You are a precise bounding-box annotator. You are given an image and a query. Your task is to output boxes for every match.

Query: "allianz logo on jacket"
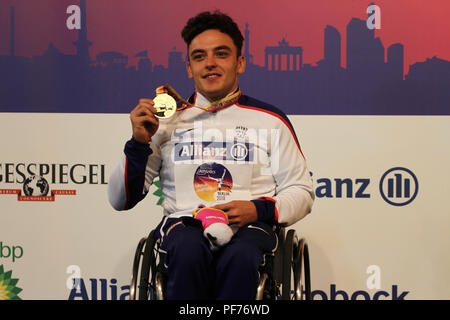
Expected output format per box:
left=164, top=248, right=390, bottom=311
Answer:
left=174, top=141, right=254, bottom=162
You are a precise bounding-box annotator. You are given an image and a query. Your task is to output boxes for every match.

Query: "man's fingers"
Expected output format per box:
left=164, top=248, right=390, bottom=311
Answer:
left=138, top=98, right=155, bottom=106
left=131, top=109, right=158, bottom=125
left=212, top=203, right=229, bottom=211
left=227, top=215, right=239, bottom=226
left=137, top=114, right=159, bottom=127
left=131, top=103, right=160, bottom=130
left=132, top=103, right=157, bottom=116
left=212, top=201, right=236, bottom=212
left=129, top=98, right=160, bottom=144
left=226, top=209, right=239, bottom=223
left=228, top=217, right=244, bottom=228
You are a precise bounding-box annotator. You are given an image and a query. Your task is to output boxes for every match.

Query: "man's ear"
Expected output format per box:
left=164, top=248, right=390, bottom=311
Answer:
left=237, top=55, right=246, bottom=75
left=186, top=61, right=193, bottom=79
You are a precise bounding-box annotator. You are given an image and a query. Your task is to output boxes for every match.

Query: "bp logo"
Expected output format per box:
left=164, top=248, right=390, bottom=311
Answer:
left=0, top=265, right=22, bottom=300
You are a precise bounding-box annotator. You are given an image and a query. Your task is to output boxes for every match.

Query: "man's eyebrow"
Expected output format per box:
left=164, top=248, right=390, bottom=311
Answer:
left=214, top=45, right=232, bottom=52
left=189, top=46, right=232, bottom=57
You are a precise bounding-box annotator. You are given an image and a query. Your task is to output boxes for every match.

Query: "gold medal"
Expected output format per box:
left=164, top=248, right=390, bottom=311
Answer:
left=153, top=93, right=177, bottom=119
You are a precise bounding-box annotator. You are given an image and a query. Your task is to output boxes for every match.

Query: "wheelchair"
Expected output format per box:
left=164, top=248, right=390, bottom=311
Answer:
left=129, top=222, right=311, bottom=300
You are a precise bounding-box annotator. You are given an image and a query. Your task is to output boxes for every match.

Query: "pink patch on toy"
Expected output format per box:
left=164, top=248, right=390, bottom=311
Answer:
left=193, top=207, right=228, bottom=229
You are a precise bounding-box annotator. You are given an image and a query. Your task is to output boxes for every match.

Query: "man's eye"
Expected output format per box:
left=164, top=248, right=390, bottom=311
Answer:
left=192, top=54, right=204, bottom=60
left=216, top=51, right=229, bottom=57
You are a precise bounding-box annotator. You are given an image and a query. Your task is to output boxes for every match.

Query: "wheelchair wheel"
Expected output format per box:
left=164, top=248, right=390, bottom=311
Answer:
left=281, top=229, right=297, bottom=299
left=130, top=230, right=165, bottom=300
left=255, top=273, right=269, bottom=300
left=282, top=230, right=312, bottom=300
left=256, top=227, right=284, bottom=300
left=293, top=238, right=311, bottom=300
left=130, top=237, right=147, bottom=300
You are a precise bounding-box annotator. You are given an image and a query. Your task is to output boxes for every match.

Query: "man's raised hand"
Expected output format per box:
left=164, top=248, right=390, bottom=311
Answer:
left=130, top=98, right=159, bottom=144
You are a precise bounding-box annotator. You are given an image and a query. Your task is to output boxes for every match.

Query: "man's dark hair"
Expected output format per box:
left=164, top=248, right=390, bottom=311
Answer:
left=181, top=11, right=244, bottom=57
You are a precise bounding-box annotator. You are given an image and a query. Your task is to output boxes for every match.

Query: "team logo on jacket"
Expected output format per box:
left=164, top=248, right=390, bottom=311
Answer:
left=193, top=163, right=233, bottom=202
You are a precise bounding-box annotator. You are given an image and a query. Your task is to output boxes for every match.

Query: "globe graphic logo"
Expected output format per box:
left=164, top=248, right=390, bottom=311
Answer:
left=22, top=175, right=49, bottom=197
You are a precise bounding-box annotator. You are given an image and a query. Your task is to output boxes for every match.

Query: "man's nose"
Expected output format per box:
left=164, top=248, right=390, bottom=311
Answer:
left=205, top=54, right=217, bottom=69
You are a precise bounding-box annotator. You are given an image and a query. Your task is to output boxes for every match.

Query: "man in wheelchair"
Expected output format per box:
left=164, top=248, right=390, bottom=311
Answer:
left=108, top=11, right=314, bottom=300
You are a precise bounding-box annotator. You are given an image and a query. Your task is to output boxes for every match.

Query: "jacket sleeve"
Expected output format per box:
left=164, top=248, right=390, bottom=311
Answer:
left=108, top=137, right=161, bottom=211
left=252, top=119, right=314, bottom=226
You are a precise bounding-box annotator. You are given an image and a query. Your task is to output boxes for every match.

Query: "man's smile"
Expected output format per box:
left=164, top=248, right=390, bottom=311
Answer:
left=202, top=73, right=222, bottom=80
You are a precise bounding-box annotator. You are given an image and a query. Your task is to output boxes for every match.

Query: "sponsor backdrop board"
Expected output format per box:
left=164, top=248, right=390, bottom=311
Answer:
left=1, top=0, right=449, bottom=300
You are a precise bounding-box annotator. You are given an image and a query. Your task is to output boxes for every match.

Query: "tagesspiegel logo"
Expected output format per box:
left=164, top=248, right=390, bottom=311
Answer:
left=0, top=265, right=22, bottom=300
left=0, top=175, right=76, bottom=202
left=0, top=162, right=107, bottom=202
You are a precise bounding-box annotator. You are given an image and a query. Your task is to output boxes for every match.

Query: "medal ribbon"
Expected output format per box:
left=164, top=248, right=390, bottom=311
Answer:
left=156, top=84, right=241, bottom=113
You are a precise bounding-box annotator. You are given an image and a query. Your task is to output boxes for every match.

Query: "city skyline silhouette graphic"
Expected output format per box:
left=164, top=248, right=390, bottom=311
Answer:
left=0, top=1, right=449, bottom=115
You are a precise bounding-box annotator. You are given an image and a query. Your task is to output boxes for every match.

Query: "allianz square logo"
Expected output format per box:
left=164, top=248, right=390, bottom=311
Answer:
left=312, top=166, right=419, bottom=206
left=0, top=162, right=108, bottom=202
left=379, top=167, right=418, bottom=206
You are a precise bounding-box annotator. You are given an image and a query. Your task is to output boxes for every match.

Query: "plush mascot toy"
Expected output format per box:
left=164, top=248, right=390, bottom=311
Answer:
left=193, top=207, right=234, bottom=251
